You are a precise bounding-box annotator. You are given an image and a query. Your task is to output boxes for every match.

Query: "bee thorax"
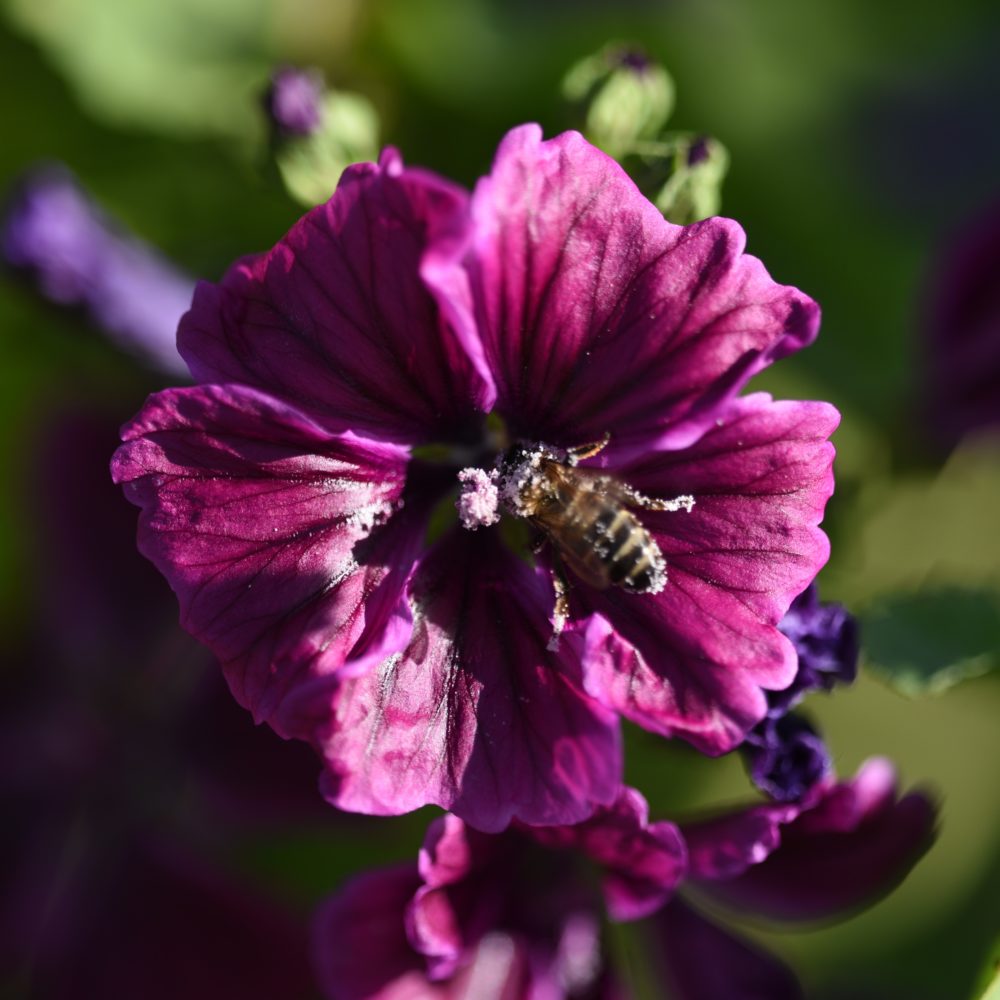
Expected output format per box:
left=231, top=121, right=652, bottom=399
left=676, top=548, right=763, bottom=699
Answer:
left=496, top=442, right=565, bottom=517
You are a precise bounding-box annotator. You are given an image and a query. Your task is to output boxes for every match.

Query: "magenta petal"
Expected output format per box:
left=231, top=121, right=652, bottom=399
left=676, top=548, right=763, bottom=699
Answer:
left=530, top=788, right=686, bottom=921
left=406, top=816, right=502, bottom=978
left=317, top=528, right=623, bottom=831
left=652, top=899, right=804, bottom=1000
left=459, top=124, right=819, bottom=448
left=112, top=384, right=416, bottom=738
left=578, top=394, right=838, bottom=754
left=179, top=151, right=490, bottom=443
left=682, top=803, right=801, bottom=882
left=700, top=759, right=938, bottom=921
left=312, top=864, right=436, bottom=1000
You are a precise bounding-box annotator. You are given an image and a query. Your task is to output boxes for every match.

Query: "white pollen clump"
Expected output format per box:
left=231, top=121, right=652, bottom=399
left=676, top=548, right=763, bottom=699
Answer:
left=346, top=501, right=393, bottom=534
left=661, top=493, right=696, bottom=514
left=456, top=467, right=501, bottom=530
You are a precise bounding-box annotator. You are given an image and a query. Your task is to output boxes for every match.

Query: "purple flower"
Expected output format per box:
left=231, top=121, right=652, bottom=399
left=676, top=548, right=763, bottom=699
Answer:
left=113, top=124, right=837, bottom=831
left=740, top=585, right=859, bottom=801
left=923, top=199, right=1000, bottom=448
left=264, top=66, right=326, bottom=137
left=312, top=789, right=684, bottom=1000
left=2, top=166, right=192, bottom=376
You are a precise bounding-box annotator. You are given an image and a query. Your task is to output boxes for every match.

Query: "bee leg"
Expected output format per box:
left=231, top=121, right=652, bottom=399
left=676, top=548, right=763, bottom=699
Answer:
left=566, top=431, right=611, bottom=466
left=619, top=483, right=696, bottom=514
left=547, top=555, right=573, bottom=653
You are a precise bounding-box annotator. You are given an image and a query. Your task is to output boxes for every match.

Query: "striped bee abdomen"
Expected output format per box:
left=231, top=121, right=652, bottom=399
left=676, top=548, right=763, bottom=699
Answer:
left=555, top=489, right=666, bottom=595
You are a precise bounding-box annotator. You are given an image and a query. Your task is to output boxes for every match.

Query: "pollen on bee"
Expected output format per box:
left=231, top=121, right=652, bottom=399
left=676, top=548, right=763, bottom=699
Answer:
left=456, top=467, right=501, bottom=530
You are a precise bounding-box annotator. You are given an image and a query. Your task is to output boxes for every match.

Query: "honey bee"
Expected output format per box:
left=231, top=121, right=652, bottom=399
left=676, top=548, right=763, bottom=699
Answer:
left=496, top=435, right=694, bottom=644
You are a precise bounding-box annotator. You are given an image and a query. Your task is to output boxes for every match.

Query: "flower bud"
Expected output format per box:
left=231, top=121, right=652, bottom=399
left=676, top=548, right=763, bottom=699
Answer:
left=563, top=44, right=675, bottom=159
left=264, top=66, right=380, bottom=207
left=264, top=66, right=325, bottom=137
left=654, top=133, right=730, bottom=225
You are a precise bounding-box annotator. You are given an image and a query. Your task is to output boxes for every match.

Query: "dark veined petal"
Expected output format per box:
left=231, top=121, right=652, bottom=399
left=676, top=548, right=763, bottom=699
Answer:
left=651, top=899, right=804, bottom=1000
left=529, top=787, right=686, bottom=921
left=576, top=395, right=838, bottom=754
left=179, top=150, right=490, bottom=444
left=440, top=124, right=818, bottom=452
left=112, top=383, right=419, bottom=739
left=697, top=758, right=938, bottom=921
left=316, top=528, right=623, bottom=832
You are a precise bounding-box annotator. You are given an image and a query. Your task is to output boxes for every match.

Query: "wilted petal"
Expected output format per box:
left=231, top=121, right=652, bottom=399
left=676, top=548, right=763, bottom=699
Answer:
left=112, top=383, right=416, bottom=738
left=179, top=151, right=490, bottom=443
left=530, top=788, right=686, bottom=921
left=578, top=395, right=838, bottom=753
left=317, top=528, right=622, bottom=831
left=693, top=759, right=938, bottom=921
left=448, top=124, right=818, bottom=450
left=652, top=899, right=803, bottom=1000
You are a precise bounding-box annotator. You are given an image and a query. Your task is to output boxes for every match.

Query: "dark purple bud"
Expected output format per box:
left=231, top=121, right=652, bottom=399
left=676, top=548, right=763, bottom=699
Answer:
left=687, top=135, right=711, bottom=167
left=772, top=584, right=859, bottom=714
left=264, top=66, right=325, bottom=137
left=742, top=713, right=832, bottom=803
left=616, top=47, right=652, bottom=74
left=738, top=585, right=855, bottom=800
left=1, top=166, right=192, bottom=377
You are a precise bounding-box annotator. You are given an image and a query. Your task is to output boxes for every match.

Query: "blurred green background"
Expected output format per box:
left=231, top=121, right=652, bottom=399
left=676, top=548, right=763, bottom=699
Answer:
left=2, top=0, right=999, bottom=997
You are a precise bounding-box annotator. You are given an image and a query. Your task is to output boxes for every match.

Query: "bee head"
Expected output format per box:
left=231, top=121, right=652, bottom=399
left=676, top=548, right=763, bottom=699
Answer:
left=496, top=441, right=563, bottom=517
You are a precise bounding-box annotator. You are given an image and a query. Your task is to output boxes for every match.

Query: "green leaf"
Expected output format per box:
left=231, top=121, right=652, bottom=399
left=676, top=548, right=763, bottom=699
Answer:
left=3, top=0, right=272, bottom=139
left=863, top=587, right=1000, bottom=697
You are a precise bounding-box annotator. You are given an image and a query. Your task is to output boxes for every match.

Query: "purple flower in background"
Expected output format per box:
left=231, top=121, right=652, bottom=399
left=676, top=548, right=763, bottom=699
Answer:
left=2, top=166, right=192, bottom=376
left=2, top=406, right=334, bottom=997
left=312, top=788, right=684, bottom=1000
left=113, top=124, right=837, bottom=831
left=923, top=199, right=1000, bottom=448
left=264, top=66, right=326, bottom=137
left=7, top=840, right=315, bottom=1000
left=741, top=585, right=859, bottom=801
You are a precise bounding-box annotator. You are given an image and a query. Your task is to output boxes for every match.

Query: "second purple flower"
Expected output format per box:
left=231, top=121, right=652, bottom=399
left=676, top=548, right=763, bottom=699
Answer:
left=113, top=124, right=838, bottom=831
